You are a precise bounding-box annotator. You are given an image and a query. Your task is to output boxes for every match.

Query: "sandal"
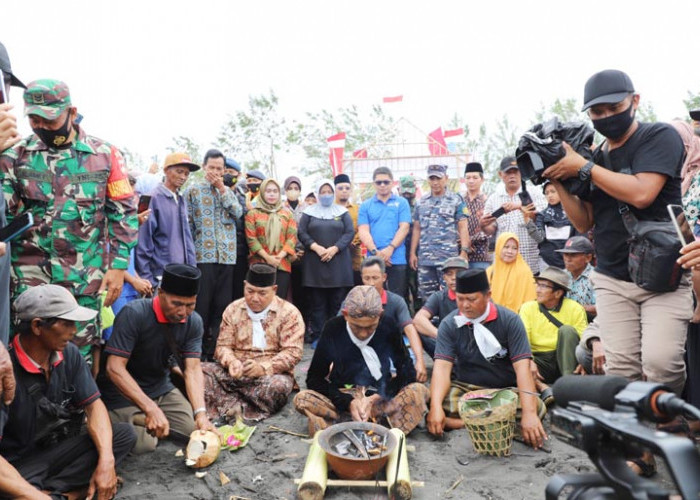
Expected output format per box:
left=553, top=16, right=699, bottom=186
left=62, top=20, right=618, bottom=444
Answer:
left=627, top=456, right=657, bottom=478
left=540, top=387, right=555, bottom=408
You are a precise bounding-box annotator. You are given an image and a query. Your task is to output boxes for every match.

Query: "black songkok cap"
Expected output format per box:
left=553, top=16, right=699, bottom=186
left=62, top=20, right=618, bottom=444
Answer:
left=246, top=263, right=277, bottom=287
left=161, top=264, right=201, bottom=296
left=455, top=269, right=490, bottom=294
left=334, top=174, right=351, bottom=185
left=464, top=162, right=483, bottom=174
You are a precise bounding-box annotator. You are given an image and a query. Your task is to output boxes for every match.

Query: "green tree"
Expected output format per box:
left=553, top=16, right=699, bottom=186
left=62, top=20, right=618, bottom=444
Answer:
left=683, top=91, right=700, bottom=112
left=216, top=90, right=298, bottom=179
left=298, top=104, right=398, bottom=180
left=167, top=135, right=203, bottom=164
left=468, top=115, right=520, bottom=190
left=533, top=97, right=583, bottom=124
left=635, top=101, right=657, bottom=123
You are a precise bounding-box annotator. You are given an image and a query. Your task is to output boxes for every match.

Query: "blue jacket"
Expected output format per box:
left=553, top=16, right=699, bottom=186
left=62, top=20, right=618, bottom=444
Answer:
left=135, top=184, right=196, bottom=286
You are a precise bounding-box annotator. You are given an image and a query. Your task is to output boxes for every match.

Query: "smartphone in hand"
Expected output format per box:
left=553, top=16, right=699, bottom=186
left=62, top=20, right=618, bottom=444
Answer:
left=0, top=212, right=33, bottom=242
left=138, top=195, right=152, bottom=214
left=518, top=190, right=533, bottom=206
left=491, top=206, right=506, bottom=218
left=667, top=204, right=695, bottom=245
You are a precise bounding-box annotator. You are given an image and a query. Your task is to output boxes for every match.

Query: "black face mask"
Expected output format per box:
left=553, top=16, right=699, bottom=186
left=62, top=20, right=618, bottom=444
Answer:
left=33, top=112, right=73, bottom=149
left=694, top=126, right=700, bottom=138
left=592, top=100, right=635, bottom=140
left=223, top=173, right=238, bottom=187
left=249, top=183, right=260, bottom=194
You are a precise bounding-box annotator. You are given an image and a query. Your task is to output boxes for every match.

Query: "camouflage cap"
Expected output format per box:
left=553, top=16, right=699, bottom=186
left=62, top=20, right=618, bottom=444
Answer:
left=23, top=79, right=72, bottom=120
left=163, top=152, right=201, bottom=172
left=399, top=175, right=416, bottom=193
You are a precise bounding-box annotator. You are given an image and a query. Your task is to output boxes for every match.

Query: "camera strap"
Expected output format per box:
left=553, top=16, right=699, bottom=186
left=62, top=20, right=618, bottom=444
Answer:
left=600, top=143, right=640, bottom=236
left=538, top=303, right=564, bottom=329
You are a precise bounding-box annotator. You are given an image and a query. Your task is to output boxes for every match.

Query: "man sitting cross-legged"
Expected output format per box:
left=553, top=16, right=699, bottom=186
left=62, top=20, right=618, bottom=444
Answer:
left=294, top=285, right=428, bottom=435
left=202, top=263, right=304, bottom=422
left=427, top=269, right=547, bottom=449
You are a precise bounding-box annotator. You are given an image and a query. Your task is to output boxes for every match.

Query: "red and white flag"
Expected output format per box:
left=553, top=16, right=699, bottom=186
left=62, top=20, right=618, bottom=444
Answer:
left=352, top=148, right=368, bottom=159
left=427, top=127, right=448, bottom=156
left=382, top=95, right=403, bottom=103
left=443, top=128, right=464, bottom=139
left=327, top=132, right=346, bottom=176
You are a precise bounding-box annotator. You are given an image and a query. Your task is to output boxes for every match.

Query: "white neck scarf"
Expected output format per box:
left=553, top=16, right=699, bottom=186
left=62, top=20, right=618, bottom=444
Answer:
left=454, top=303, right=503, bottom=359
left=246, top=304, right=271, bottom=349
left=346, top=323, right=382, bottom=380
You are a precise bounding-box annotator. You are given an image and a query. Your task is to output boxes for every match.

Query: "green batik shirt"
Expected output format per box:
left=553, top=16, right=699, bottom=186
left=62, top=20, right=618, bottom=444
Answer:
left=0, top=127, right=138, bottom=345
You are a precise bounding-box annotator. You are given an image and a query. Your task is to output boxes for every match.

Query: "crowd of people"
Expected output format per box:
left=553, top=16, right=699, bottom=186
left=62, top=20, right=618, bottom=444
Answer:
left=0, top=41, right=700, bottom=498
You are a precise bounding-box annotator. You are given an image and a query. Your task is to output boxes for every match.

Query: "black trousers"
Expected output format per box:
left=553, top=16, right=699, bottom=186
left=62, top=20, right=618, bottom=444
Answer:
left=290, top=263, right=308, bottom=317
left=8, top=422, right=135, bottom=497
left=275, top=270, right=291, bottom=299
left=386, top=264, right=408, bottom=298
left=232, top=253, right=248, bottom=301
left=307, top=287, right=348, bottom=342
left=197, top=263, right=234, bottom=359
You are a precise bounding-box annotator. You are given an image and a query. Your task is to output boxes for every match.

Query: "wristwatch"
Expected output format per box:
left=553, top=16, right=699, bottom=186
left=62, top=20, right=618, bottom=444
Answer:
left=460, top=246, right=470, bottom=253
left=578, top=160, right=594, bottom=181
left=368, top=248, right=378, bottom=256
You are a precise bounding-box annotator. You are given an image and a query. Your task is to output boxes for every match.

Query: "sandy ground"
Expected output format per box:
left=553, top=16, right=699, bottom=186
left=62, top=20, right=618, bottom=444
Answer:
left=114, top=347, right=611, bottom=500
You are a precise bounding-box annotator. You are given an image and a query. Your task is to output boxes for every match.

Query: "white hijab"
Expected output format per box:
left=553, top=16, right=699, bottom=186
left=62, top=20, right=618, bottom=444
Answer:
left=303, top=182, right=348, bottom=220
left=454, top=302, right=504, bottom=359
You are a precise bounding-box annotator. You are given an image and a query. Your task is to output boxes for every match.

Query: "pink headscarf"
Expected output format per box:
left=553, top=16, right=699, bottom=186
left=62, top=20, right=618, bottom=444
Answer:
left=670, top=120, right=700, bottom=195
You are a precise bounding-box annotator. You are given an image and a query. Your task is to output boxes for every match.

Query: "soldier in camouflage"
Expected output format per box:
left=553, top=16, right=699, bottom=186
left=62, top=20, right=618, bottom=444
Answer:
left=409, top=164, right=471, bottom=300
left=399, top=175, right=420, bottom=313
left=0, top=79, right=138, bottom=364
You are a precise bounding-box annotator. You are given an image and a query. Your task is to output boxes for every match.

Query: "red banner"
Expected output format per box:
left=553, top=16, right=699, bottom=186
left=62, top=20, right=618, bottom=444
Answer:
left=327, top=132, right=346, bottom=176
left=427, top=128, right=448, bottom=156
left=382, top=95, right=403, bottom=103
left=444, top=128, right=464, bottom=138
left=352, top=149, right=368, bottom=159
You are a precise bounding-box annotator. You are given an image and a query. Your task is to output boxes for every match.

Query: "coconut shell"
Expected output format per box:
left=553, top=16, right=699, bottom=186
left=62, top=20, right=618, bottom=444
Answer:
left=185, top=430, right=221, bottom=468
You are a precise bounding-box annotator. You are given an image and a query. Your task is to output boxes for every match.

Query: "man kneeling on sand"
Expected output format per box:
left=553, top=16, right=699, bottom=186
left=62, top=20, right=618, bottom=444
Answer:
left=202, top=263, right=304, bottom=422
left=427, top=269, right=548, bottom=449
left=1, top=285, right=135, bottom=499
left=294, top=285, right=428, bottom=435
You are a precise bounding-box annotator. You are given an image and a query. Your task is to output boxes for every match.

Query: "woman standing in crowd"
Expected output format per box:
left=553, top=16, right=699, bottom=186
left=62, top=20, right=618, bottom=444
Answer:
left=524, top=181, right=576, bottom=270
left=297, top=181, right=355, bottom=344
left=245, top=178, right=297, bottom=298
left=487, top=232, right=536, bottom=313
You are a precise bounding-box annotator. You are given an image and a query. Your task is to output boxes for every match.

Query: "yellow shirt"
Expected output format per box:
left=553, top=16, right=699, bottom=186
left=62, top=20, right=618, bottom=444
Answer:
left=519, top=298, right=587, bottom=353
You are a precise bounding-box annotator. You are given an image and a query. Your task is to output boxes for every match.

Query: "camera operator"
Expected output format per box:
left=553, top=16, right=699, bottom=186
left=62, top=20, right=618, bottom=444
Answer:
left=544, top=69, right=690, bottom=475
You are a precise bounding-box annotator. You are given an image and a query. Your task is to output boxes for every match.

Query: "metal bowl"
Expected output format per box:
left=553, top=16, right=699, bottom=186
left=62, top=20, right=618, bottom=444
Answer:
left=317, top=422, right=398, bottom=480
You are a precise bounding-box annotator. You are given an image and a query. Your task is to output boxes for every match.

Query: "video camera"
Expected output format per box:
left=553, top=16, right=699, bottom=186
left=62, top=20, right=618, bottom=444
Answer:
left=546, top=375, right=700, bottom=500
left=515, top=118, right=594, bottom=197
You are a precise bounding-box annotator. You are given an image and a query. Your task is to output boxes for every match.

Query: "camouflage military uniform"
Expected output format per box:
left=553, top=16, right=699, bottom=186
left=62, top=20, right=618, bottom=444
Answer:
left=413, top=191, right=468, bottom=299
left=0, top=80, right=138, bottom=357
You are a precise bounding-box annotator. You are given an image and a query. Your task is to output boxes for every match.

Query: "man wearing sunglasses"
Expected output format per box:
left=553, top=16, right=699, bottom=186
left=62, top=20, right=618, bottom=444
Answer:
left=358, top=167, right=412, bottom=298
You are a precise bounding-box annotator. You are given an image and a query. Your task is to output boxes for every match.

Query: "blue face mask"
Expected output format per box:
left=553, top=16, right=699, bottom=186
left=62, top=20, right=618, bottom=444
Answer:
left=319, top=194, right=335, bottom=207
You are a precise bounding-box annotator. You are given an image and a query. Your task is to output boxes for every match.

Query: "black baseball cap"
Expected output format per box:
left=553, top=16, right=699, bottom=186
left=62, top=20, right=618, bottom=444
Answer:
left=689, top=109, right=700, bottom=122
left=0, top=42, right=25, bottom=88
left=499, top=156, right=519, bottom=172
left=581, top=69, right=634, bottom=111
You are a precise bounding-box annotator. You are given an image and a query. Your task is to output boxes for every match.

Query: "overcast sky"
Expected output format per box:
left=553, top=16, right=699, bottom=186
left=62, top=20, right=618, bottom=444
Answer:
left=4, top=0, right=699, bottom=181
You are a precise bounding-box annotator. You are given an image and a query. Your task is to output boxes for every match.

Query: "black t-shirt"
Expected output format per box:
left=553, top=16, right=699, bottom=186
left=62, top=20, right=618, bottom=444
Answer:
left=581, top=122, right=684, bottom=281
left=434, top=303, right=532, bottom=388
left=98, top=298, right=203, bottom=410
left=0, top=338, right=100, bottom=462
left=421, top=288, right=457, bottom=322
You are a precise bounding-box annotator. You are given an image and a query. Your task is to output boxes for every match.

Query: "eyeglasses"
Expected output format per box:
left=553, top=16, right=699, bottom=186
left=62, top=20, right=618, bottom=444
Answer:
left=535, top=282, right=555, bottom=290
left=374, top=180, right=392, bottom=186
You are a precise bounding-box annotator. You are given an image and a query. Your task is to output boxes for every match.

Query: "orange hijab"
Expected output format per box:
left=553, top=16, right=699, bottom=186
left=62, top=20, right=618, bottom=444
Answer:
left=486, top=232, right=536, bottom=313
